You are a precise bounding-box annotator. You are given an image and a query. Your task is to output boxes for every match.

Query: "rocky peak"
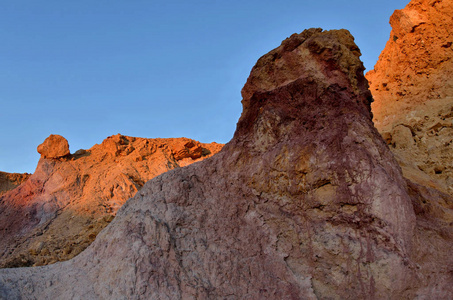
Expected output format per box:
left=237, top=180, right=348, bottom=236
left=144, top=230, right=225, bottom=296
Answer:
left=240, top=28, right=372, bottom=124
left=232, top=29, right=416, bottom=260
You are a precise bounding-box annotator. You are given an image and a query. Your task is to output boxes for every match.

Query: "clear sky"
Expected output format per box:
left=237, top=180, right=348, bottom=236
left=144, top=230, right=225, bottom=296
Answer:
left=1, top=0, right=409, bottom=173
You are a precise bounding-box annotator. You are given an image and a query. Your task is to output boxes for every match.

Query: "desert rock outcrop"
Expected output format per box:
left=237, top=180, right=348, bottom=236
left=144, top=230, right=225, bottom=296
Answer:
left=0, top=134, right=222, bottom=268
left=366, top=0, right=453, bottom=195
left=0, top=172, right=30, bottom=196
left=2, top=28, right=451, bottom=299
left=36, top=134, right=70, bottom=159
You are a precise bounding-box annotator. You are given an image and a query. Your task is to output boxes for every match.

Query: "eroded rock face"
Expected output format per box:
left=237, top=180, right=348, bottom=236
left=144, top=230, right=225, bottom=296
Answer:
left=0, top=134, right=222, bottom=268
left=0, top=28, right=451, bottom=299
left=37, top=134, right=70, bottom=159
left=0, top=172, right=30, bottom=196
left=366, top=0, right=453, bottom=195
left=364, top=2, right=453, bottom=294
left=172, top=140, right=203, bottom=161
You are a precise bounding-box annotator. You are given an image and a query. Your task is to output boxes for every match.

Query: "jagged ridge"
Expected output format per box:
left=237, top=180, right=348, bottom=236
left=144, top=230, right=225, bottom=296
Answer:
left=0, top=134, right=222, bottom=268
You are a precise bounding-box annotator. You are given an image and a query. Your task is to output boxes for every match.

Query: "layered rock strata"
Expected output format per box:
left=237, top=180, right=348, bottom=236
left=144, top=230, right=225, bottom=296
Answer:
left=0, top=172, right=30, bottom=196
left=366, top=0, right=453, bottom=195
left=0, top=28, right=452, bottom=299
left=0, top=134, right=222, bottom=268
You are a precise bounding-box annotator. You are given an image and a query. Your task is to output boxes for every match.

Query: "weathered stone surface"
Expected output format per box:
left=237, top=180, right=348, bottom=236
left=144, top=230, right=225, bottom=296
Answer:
left=37, top=134, right=70, bottom=159
left=367, top=0, right=453, bottom=116
left=365, top=2, right=453, bottom=295
left=0, top=28, right=452, bottom=299
left=0, top=134, right=222, bottom=268
left=366, top=0, right=453, bottom=195
left=172, top=140, right=203, bottom=161
left=0, top=171, right=30, bottom=196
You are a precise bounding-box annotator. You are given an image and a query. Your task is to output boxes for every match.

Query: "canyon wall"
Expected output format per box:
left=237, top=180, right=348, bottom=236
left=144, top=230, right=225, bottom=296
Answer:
left=1, top=28, right=451, bottom=299
left=366, top=0, right=453, bottom=195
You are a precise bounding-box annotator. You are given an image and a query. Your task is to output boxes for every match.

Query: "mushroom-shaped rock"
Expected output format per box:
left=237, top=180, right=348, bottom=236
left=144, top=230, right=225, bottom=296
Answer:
left=37, top=134, right=70, bottom=158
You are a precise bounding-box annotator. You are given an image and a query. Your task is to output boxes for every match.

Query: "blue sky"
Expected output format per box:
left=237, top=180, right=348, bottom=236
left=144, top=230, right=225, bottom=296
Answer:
left=1, top=0, right=408, bottom=173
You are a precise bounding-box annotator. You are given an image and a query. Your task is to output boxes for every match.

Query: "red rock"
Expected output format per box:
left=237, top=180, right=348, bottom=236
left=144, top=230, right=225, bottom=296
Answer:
left=172, top=139, right=203, bottom=160
left=0, top=134, right=223, bottom=268
left=367, top=0, right=453, bottom=118
left=36, top=134, right=70, bottom=159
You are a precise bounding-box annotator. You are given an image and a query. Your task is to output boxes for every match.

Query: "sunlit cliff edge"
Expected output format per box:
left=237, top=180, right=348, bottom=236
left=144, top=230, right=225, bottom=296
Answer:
left=0, top=134, right=222, bottom=268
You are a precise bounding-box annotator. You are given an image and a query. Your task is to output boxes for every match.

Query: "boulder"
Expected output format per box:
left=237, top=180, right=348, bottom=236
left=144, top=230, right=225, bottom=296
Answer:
left=37, top=134, right=70, bottom=159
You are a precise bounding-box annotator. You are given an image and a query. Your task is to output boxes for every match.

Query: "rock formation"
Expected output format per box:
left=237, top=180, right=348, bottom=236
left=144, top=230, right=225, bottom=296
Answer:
left=0, top=172, right=30, bottom=196
left=366, top=0, right=453, bottom=195
left=0, top=134, right=222, bottom=268
left=1, top=27, right=451, bottom=299
left=37, top=134, right=70, bottom=159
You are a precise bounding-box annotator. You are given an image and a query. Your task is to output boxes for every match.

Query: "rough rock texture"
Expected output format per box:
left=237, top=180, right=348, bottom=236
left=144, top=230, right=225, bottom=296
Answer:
left=0, top=172, right=30, bottom=196
left=0, top=134, right=222, bottom=268
left=37, top=134, right=70, bottom=159
left=366, top=0, right=453, bottom=195
left=172, top=140, right=203, bottom=161
left=0, top=28, right=452, bottom=299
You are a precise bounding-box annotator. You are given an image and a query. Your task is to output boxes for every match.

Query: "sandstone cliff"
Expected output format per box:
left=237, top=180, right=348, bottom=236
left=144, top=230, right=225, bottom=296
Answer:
left=366, top=0, right=453, bottom=195
left=0, top=172, right=30, bottom=196
left=0, top=134, right=222, bottom=268
left=2, top=28, right=451, bottom=299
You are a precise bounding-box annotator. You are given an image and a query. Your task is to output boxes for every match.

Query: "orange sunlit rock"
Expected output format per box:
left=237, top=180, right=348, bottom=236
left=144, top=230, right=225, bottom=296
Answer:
left=0, top=134, right=223, bottom=268
left=37, top=134, right=70, bottom=158
left=367, top=0, right=453, bottom=130
left=366, top=0, right=453, bottom=195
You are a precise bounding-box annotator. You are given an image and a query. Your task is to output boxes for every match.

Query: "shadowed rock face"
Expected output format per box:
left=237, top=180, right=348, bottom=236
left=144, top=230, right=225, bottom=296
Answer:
left=0, top=28, right=452, bottom=299
left=0, top=172, right=30, bottom=196
left=0, top=134, right=222, bottom=268
left=366, top=0, right=453, bottom=195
